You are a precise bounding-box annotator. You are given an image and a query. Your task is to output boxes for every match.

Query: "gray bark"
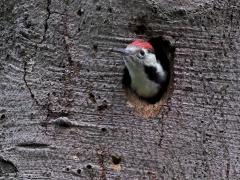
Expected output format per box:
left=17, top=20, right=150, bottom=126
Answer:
left=0, top=0, right=240, bottom=179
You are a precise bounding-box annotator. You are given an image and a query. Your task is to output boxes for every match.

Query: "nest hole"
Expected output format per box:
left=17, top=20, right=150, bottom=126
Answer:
left=122, top=36, right=175, bottom=118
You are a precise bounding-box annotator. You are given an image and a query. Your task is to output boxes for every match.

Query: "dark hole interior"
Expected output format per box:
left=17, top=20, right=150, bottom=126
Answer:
left=101, top=127, right=107, bottom=132
left=86, top=164, right=92, bottom=169
left=147, top=37, right=175, bottom=103
left=111, top=155, right=121, bottom=165
left=1, top=114, right=6, bottom=119
left=77, top=169, right=81, bottom=174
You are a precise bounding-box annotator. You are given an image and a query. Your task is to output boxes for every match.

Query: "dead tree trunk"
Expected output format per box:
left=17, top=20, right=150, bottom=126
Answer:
left=0, top=0, right=240, bottom=179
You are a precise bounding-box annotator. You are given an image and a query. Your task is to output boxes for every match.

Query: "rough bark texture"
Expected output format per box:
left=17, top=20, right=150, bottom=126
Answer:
left=0, top=0, right=240, bottom=179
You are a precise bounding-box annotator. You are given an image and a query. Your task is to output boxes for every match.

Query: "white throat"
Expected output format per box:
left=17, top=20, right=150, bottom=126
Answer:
left=126, top=62, right=160, bottom=97
left=123, top=45, right=166, bottom=98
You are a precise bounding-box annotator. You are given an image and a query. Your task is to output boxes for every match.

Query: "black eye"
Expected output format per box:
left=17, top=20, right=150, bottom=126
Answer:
left=138, top=50, right=145, bottom=58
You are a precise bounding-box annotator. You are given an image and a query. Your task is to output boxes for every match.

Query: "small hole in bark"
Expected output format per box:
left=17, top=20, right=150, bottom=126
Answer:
left=97, top=100, right=108, bottom=111
left=86, top=164, right=92, bottom=169
left=77, top=169, right=81, bottom=174
left=88, top=92, right=96, bottom=103
left=93, top=44, right=98, bottom=52
left=66, top=167, right=70, bottom=171
left=1, top=114, right=6, bottom=119
left=108, top=7, right=112, bottom=13
left=25, top=22, right=32, bottom=29
left=31, top=94, right=34, bottom=98
left=77, top=8, right=84, bottom=16
left=152, top=7, right=158, bottom=14
left=104, top=19, right=109, bottom=24
left=111, top=155, right=121, bottom=165
left=96, top=5, right=101, bottom=11
left=101, top=127, right=107, bottom=132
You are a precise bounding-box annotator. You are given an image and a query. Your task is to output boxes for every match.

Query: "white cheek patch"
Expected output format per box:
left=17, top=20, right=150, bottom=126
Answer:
left=156, top=63, right=166, bottom=80
left=144, top=54, right=157, bottom=66
left=144, top=54, right=166, bottom=80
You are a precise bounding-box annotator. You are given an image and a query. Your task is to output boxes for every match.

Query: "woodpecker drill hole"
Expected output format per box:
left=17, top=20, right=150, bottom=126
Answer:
left=88, top=92, right=96, bottom=103
left=66, top=167, right=70, bottom=171
left=77, top=169, right=81, bottom=174
left=101, top=127, right=107, bottom=132
left=111, top=155, right=121, bottom=165
left=1, top=114, right=6, bottom=119
left=86, top=164, right=92, bottom=169
left=97, top=100, right=108, bottom=112
left=96, top=5, right=101, bottom=11
left=93, top=44, right=98, bottom=51
left=108, top=7, right=112, bottom=13
left=77, top=8, right=84, bottom=16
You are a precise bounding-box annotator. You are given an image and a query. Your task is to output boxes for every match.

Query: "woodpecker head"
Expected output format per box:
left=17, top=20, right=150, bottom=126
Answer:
left=116, top=39, right=168, bottom=104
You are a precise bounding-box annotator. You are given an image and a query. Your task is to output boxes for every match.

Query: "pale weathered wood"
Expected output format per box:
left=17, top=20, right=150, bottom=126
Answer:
left=0, top=0, right=240, bottom=179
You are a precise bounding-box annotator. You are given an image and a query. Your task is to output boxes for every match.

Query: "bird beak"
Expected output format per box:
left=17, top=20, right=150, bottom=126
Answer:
left=112, top=48, right=130, bottom=56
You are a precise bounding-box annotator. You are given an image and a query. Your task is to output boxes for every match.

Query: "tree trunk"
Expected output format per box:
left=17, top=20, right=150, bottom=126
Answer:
left=0, top=0, right=240, bottom=179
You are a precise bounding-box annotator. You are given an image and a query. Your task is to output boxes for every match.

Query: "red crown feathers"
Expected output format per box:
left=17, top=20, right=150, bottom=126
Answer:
left=130, top=39, right=153, bottom=50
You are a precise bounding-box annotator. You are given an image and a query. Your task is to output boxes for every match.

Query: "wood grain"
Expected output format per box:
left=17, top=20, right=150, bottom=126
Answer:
left=0, top=0, right=239, bottom=179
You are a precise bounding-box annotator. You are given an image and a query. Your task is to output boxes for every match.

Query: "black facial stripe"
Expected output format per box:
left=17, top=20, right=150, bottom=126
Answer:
left=122, top=66, right=168, bottom=104
left=144, top=65, right=165, bottom=85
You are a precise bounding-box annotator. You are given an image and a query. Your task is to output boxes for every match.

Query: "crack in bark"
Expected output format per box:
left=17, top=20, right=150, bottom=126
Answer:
left=63, top=20, right=73, bottom=65
left=226, top=161, right=230, bottom=180
left=96, top=150, right=107, bottom=180
left=40, top=0, right=51, bottom=43
left=158, top=121, right=165, bottom=148
left=17, top=142, right=50, bottom=149
left=23, top=61, right=40, bottom=106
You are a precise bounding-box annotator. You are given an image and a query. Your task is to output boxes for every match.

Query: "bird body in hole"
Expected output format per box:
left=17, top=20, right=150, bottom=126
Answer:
left=116, top=39, right=169, bottom=104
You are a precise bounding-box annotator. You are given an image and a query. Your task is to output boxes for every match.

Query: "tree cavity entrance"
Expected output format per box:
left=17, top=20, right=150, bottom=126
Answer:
left=122, top=36, right=175, bottom=118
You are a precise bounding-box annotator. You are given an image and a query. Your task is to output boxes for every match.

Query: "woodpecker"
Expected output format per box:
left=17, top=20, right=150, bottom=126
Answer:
left=116, top=39, right=169, bottom=104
